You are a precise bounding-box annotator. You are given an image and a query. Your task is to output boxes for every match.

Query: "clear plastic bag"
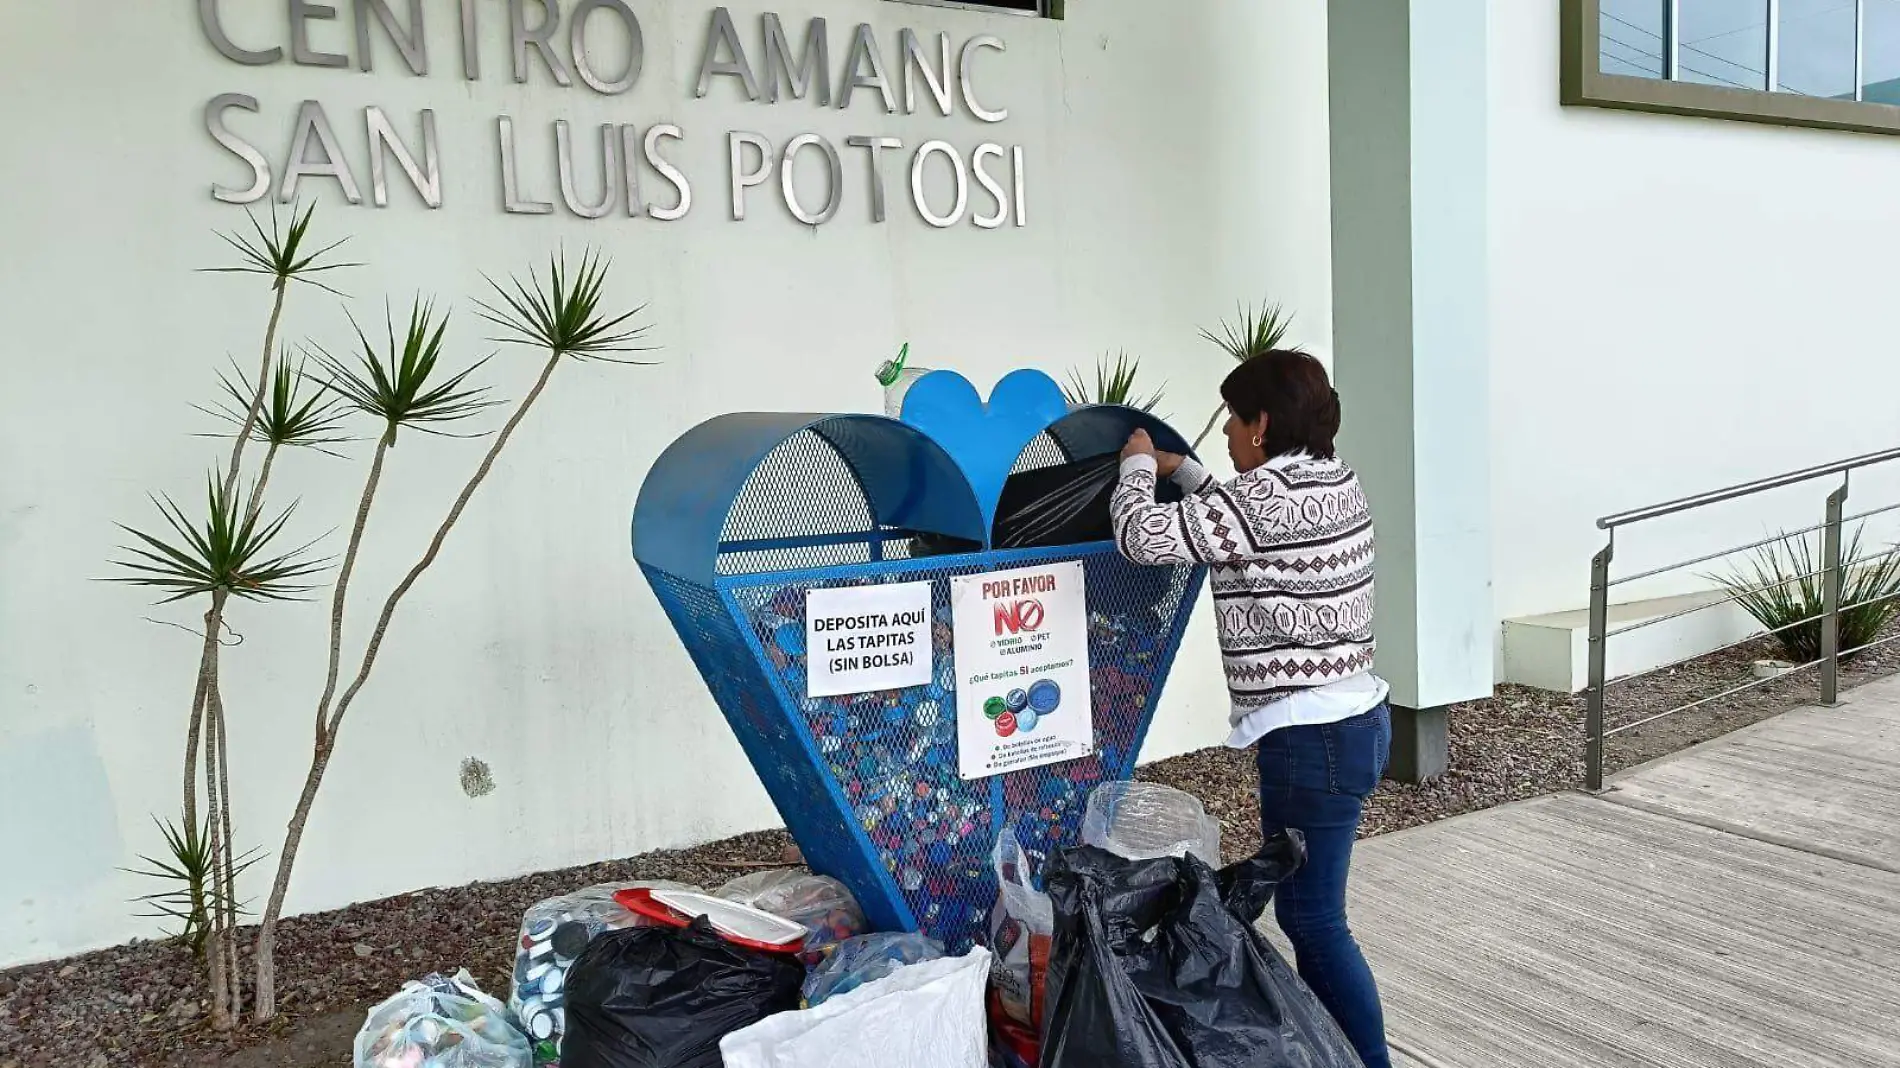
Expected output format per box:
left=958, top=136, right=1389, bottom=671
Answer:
left=712, top=870, right=866, bottom=966
left=355, top=970, right=531, bottom=1068
left=992, top=454, right=1121, bottom=549
left=987, top=823, right=1053, bottom=1029
left=799, top=932, right=944, bottom=1008
left=1082, top=781, right=1222, bottom=867
left=509, top=881, right=695, bottom=1064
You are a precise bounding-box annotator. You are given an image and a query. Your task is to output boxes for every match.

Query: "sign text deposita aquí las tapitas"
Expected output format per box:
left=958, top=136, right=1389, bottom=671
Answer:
left=197, top=1, right=1027, bottom=228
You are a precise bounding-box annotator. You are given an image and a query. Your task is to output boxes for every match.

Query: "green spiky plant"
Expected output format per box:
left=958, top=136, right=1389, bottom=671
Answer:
left=1063, top=351, right=1164, bottom=413
left=124, top=816, right=265, bottom=959
left=1192, top=301, right=1295, bottom=450
left=112, top=204, right=351, bottom=1029
left=1710, top=527, right=1900, bottom=664
left=251, top=252, right=651, bottom=1022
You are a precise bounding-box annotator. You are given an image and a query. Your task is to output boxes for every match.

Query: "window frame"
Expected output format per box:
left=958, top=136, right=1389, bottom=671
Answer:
left=883, top=0, right=1062, bottom=18
left=1562, top=0, right=1900, bottom=135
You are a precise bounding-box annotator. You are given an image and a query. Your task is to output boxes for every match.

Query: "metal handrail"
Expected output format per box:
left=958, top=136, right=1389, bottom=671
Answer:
left=1597, top=445, right=1900, bottom=530
left=1584, top=445, right=1900, bottom=791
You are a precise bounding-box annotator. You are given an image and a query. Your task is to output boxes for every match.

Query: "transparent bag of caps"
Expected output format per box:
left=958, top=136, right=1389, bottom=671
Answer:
left=1081, top=781, right=1223, bottom=868
left=712, top=870, right=867, bottom=967
left=508, top=881, right=695, bottom=1065
left=354, top=969, right=530, bottom=1068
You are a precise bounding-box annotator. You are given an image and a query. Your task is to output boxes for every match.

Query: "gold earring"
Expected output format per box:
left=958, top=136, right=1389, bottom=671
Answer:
left=1251, top=435, right=1262, bottom=448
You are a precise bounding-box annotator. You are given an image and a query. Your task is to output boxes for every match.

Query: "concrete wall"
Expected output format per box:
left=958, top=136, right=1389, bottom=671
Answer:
left=0, top=0, right=1333, bottom=965
left=1488, top=1, right=1900, bottom=626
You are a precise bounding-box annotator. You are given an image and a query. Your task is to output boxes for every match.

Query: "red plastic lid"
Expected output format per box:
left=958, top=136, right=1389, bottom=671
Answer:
left=613, top=888, right=808, bottom=956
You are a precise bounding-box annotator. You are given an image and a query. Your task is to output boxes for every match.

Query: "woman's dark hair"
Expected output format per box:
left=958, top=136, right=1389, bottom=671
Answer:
left=1219, top=349, right=1341, bottom=459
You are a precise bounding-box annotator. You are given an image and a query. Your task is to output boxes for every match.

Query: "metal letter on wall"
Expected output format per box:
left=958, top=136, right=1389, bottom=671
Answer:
left=780, top=134, right=844, bottom=226
left=728, top=131, right=773, bottom=220
left=498, top=116, right=555, bottom=214
left=290, top=0, right=351, bottom=68
left=698, top=7, right=762, bottom=101
left=570, top=0, right=643, bottom=95
left=557, top=121, right=618, bottom=218
left=839, top=22, right=896, bottom=113
left=911, top=141, right=967, bottom=228
left=510, top=0, right=573, bottom=86
left=199, top=0, right=283, bottom=65
left=846, top=135, right=902, bottom=223
left=458, top=0, right=481, bottom=79
left=354, top=0, right=429, bottom=75
left=959, top=36, right=1008, bottom=123
left=366, top=106, right=443, bottom=207
left=971, top=143, right=1008, bottom=229
left=281, top=100, right=363, bottom=204
left=644, top=125, right=692, bottom=221
left=205, top=94, right=272, bottom=204
left=901, top=29, right=953, bottom=117
left=763, top=13, right=830, bottom=105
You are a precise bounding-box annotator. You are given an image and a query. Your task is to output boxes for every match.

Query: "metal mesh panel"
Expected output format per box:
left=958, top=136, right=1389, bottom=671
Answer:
left=1010, top=430, right=1072, bottom=475
left=715, top=545, right=1203, bottom=951
left=642, top=565, right=876, bottom=903
left=718, top=431, right=881, bottom=575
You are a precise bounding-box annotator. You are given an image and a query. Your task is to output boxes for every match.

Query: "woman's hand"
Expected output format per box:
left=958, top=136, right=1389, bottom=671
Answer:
left=1123, top=430, right=1184, bottom=476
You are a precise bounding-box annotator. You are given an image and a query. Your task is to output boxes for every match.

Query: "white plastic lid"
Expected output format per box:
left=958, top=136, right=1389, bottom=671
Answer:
left=649, top=888, right=806, bottom=947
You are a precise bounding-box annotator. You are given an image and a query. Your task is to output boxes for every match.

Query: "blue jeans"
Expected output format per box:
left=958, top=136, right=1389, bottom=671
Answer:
left=1257, top=703, right=1393, bottom=1068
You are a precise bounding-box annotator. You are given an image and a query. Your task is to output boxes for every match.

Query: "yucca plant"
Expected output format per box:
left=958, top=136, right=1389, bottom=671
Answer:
left=124, top=815, right=263, bottom=959
left=252, top=251, right=651, bottom=1021
left=111, top=471, right=324, bottom=1027
left=1063, top=351, right=1164, bottom=412
left=1711, top=526, right=1900, bottom=664
left=1192, top=301, right=1295, bottom=450
left=114, top=205, right=352, bottom=1029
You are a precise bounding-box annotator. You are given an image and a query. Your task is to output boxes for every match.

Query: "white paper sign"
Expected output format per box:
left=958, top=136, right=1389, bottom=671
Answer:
left=951, top=561, right=1093, bottom=780
left=805, top=582, right=934, bottom=698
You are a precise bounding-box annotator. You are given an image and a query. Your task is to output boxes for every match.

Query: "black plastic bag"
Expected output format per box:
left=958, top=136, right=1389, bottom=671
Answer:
left=561, top=918, right=804, bottom=1068
left=993, top=454, right=1121, bottom=549
left=1039, top=833, right=1365, bottom=1068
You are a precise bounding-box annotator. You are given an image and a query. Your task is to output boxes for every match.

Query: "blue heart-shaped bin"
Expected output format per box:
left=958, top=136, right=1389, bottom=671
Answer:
left=632, top=368, right=1206, bottom=949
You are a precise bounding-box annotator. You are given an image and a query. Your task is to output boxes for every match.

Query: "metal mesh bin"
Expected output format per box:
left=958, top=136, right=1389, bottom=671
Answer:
left=631, top=370, right=1206, bottom=949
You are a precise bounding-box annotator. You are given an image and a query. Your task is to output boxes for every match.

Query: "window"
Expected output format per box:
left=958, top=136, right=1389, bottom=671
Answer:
left=1564, top=0, right=1900, bottom=134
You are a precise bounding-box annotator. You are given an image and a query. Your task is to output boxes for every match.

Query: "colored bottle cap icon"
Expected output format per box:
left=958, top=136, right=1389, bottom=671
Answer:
left=983, top=696, right=1007, bottom=720
left=1015, top=709, right=1039, bottom=734
left=996, top=711, right=1018, bottom=737
left=1027, top=679, right=1061, bottom=714
left=1005, top=688, right=1029, bottom=712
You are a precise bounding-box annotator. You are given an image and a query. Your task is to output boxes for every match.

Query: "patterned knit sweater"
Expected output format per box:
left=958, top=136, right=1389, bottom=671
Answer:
left=1111, top=452, right=1376, bottom=724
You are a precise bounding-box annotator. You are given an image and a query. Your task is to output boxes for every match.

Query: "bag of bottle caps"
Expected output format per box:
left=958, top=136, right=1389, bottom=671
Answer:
left=712, top=870, right=866, bottom=967
left=355, top=970, right=530, bottom=1068
left=509, top=881, right=696, bottom=1065
left=800, top=932, right=945, bottom=1008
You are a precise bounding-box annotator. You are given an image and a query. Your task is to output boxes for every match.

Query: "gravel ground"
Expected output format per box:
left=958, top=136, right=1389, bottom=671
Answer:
left=5, top=629, right=1895, bottom=1068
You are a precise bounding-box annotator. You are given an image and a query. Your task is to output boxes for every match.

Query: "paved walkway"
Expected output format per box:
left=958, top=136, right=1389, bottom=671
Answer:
left=1336, top=675, right=1900, bottom=1068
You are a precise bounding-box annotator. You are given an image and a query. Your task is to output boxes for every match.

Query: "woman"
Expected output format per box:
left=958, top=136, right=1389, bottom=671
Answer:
left=1111, top=348, right=1391, bottom=1068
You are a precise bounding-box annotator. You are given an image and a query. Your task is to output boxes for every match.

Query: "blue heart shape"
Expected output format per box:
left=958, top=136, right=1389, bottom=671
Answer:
left=898, top=369, right=1074, bottom=536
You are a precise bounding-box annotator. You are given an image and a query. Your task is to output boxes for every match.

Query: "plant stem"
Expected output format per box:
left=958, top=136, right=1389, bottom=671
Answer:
left=182, top=281, right=285, bottom=864
left=201, top=619, right=233, bottom=1030
left=212, top=674, right=241, bottom=1019
left=255, top=352, right=565, bottom=1022
left=311, top=432, right=392, bottom=742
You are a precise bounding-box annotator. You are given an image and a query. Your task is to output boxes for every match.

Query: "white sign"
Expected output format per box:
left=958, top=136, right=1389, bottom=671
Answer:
left=951, top=561, right=1093, bottom=780
left=805, top=582, right=933, bottom=698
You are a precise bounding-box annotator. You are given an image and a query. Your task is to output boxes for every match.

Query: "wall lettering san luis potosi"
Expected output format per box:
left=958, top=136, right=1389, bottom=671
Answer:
left=198, top=0, right=1026, bottom=228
